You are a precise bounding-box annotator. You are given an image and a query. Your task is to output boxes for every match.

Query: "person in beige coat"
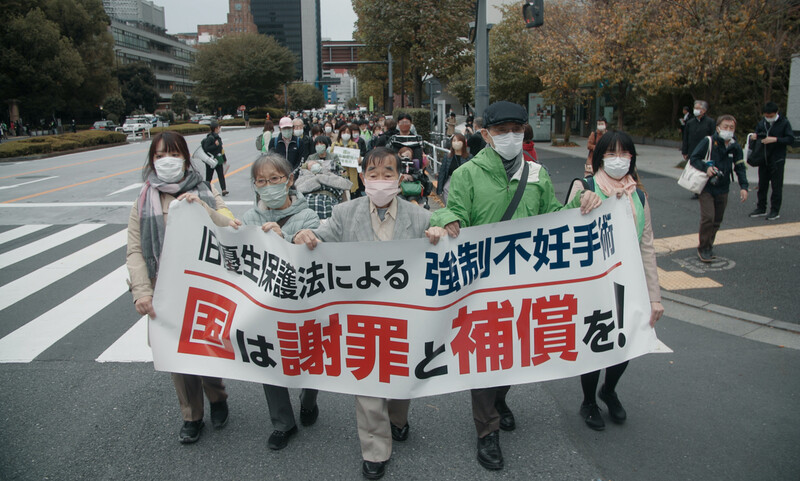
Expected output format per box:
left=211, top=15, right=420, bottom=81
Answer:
left=126, top=131, right=240, bottom=444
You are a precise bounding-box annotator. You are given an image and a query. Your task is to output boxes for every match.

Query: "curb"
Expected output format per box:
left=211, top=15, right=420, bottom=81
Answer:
left=661, top=290, right=800, bottom=335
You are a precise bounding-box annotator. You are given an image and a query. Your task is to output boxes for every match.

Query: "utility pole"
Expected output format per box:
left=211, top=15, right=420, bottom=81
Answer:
left=387, top=45, right=394, bottom=113
left=474, top=0, right=490, bottom=119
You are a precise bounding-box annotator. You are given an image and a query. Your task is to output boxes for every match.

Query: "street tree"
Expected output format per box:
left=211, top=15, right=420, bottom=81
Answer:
left=288, top=84, right=324, bottom=111
left=117, top=63, right=159, bottom=115
left=102, top=94, right=126, bottom=123
left=170, top=92, right=188, bottom=119
left=191, top=33, right=296, bottom=113
left=353, top=0, right=473, bottom=109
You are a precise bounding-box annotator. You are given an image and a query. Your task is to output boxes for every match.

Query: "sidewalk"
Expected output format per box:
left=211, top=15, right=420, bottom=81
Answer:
left=534, top=135, right=800, bottom=185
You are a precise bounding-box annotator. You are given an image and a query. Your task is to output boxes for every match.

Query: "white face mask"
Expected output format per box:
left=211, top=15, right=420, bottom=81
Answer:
left=315, top=144, right=326, bottom=154
left=693, top=108, right=702, bottom=117
left=352, top=133, right=360, bottom=140
left=340, top=133, right=351, bottom=142
left=488, top=131, right=524, bottom=160
left=281, top=128, right=293, bottom=138
left=603, top=155, right=631, bottom=179
left=597, top=123, right=606, bottom=131
left=293, top=128, right=304, bottom=137
left=718, top=129, right=734, bottom=141
left=765, top=114, right=778, bottom=123
left=153, top=156, right=185, bottom=183
left=451, top=141, right=463, bottom=151
left=256, top=181, right=289, bottom=209
left=324, top=126, right=332, bottom=133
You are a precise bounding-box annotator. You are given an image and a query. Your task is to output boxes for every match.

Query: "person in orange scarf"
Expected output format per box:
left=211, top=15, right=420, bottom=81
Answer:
left=572, top=130, right=665, bottom=431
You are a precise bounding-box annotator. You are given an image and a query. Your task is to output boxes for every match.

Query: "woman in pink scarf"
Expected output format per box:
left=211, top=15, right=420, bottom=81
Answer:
left=576, top=131, right=664, bottom=431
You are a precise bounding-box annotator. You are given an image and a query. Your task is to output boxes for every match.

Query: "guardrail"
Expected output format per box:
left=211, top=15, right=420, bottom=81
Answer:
left=423, top=140, right=450, bottom=175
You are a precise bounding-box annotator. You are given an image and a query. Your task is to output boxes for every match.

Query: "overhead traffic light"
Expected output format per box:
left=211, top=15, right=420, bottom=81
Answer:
left=523, top=0, right=544, bottom=28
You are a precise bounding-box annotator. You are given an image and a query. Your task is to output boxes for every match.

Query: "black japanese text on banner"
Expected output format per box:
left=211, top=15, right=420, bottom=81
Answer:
left=151, top=199, right=663, bottom=399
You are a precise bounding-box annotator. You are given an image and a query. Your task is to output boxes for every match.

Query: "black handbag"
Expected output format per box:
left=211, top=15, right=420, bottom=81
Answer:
left=746, top=135, right=766, bottom=167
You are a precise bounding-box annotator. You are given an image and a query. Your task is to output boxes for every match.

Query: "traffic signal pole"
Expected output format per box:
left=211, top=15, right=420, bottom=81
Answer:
left=474, top=0, right=489, bottom=120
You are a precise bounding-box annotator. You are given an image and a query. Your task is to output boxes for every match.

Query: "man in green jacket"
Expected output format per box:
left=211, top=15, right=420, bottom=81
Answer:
left=431, top=101, right=602, bottom=471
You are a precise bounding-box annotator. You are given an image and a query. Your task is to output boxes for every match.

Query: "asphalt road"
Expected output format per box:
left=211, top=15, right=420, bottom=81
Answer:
left=0, top=131, right=798, bottom=480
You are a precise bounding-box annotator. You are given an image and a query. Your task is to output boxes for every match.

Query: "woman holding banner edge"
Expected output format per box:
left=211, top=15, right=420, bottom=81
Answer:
left=126, top=131, right=241, bottom=444
left=241, top=153, right=322, bottom=451
left=572, top=130, right=664, bottom=431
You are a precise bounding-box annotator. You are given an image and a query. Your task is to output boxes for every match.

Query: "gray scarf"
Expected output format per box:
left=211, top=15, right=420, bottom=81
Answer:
left=138, top=170, right=215, bottom=278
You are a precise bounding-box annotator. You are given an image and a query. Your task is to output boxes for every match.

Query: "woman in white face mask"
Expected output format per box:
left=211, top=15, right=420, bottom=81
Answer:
left=126, top=131, right=240, bottom=445
left=240, top=153, right=322, bottom=451
left=573, top=130, right=664, bottom=432
left=332, top=124, right=361, bottom=195
left=437, top=133, right=472, bottom=204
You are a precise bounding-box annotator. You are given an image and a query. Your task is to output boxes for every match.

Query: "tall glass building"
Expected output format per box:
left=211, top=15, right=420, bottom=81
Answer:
left=249, top=0, right=321, bottom=84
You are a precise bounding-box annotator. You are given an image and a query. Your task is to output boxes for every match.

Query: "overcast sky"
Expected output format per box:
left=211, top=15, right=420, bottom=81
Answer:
left=160, top=0, right=357, bottom=39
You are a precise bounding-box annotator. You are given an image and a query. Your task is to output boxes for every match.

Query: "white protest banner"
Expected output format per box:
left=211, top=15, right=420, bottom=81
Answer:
left=151, top=198, right=663, bottom=399
left=333, top=146, right=361, bottom=169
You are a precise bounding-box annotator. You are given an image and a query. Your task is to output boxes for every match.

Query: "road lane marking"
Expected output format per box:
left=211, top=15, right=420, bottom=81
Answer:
left=0, top=229, right=127, bottom=312
left=0, top=224, right=105, bottom=269
left=654, top=222, right=800, bottom=254
left=0, top=176, right=58, bottom=190
left=0, top=149, right=147, bottom=180
left=0, top=265, right=129, bottom=363
left=0, top=225, right=51, bottom=245
left=107, top=183, right=143, bottom=196
left=210, top=162, right=253, bottom=185
left=96, top=315, right=153, bottom=363
left=1, top=167, right=141, bottom=204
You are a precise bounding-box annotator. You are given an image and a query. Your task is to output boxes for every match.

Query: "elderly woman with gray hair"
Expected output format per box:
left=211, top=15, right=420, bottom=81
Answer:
left=241, top=153, right=322, bottom=451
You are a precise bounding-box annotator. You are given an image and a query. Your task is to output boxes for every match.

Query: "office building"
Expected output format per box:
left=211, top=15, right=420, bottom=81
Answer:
left=198, top=0, right=258, bottom=41
left=249, top=0, right=321, bottom=84
left=104, top=0, right=197, bottom=102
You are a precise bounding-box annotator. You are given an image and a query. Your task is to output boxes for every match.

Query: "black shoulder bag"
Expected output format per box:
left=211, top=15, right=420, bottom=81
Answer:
left=500, top=161, right=529, bottom=222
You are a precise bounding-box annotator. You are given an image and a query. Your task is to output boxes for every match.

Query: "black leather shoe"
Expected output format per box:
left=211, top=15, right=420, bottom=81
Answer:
left=210, top=401, right=229, bottom=428
left=299, top=404, right=319, bottom=427
left=179, top=420, right=204, bottom=444
left=362, top=460, right=387, bottom=480
left=268, top=426, right=298, bottom=450
left=599, top=385, right=627, bottom=423
left=495, top=399, right=516, bottom=431
left=390, top=422, right=409, bottom=442
left=580, top=402, right=605, bottom=431
left=476, top=430, right=503, bottom=470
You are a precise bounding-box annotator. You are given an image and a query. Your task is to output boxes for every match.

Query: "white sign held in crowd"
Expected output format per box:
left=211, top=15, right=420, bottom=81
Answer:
left=150, top=199, right=665, bottom=399
left=332, top=146, right=361, bottom=169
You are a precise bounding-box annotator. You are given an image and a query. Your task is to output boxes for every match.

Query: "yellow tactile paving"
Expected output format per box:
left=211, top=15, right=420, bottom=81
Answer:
left=657, top=267, right=723, bottom=290
left=653, top=222, right=800, bottom=254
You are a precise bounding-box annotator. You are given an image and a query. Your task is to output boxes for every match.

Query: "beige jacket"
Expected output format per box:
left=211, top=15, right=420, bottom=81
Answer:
left=126, top=186, right=230, bottom=302
left=640, top=200, right=661, bottom=303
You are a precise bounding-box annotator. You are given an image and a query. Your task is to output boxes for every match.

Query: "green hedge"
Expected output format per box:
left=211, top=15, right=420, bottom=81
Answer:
left=151, top=124, right=210, bottom=135
left=219, top=117, right=265, bottom=127
left=392, top=108, right=431, bottom=141
left=0, top=130, right=127, bottom=158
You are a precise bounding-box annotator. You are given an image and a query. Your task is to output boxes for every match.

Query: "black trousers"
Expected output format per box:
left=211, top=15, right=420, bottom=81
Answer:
left=205, top=162, right=226, bottom=191
left=756, top=159, right=785, bottom=213
left=698, top=191, right=728, bottom=251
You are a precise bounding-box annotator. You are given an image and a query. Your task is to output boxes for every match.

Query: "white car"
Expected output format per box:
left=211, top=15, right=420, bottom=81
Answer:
left=221, top=114, right=233, bottom=120
left=122, top=117, right=151, bottom=134
left=198, top=115, right=217, bottom=125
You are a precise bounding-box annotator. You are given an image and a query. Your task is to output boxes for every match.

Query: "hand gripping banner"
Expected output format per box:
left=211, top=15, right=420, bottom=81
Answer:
left=150, top=198, right=665, bottom=399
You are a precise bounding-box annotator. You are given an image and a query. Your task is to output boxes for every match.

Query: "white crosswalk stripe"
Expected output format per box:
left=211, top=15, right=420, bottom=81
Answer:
left=0, top=223, right=105, bottom=269
left=0, top=224, right=51, bottom=245
left=0, top=228, right=127, bottom=312
left=0, top=225, right=150, bottom=364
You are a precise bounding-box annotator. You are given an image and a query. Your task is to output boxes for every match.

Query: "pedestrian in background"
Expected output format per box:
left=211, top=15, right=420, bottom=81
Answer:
left=467, top=117, right=487, bottom=156
left=436, top=133, right=471, bottom=205
left=749, top=102, right=794, bottom=220
left=682, top=100, right=715, bottom=162
left=241, top=153, right=321, bottom=451
left=201, top=121, right=228, bottom=196
left=690, top=115, right=748, bottom=262
left=573, top=130, right=664, bottom=430
left=126, top=131, right=240, bottom=444
left=585, top=117, right=607, bottom=175
left=446, top=112, right=456, bottom=136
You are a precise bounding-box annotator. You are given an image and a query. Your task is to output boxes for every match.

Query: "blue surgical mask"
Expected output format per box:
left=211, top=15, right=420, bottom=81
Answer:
left=256, top=182, right=289, bottom=209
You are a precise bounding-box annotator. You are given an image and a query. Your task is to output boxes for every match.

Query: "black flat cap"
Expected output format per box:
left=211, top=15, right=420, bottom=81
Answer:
left=483, top=101, right=527, bottom=127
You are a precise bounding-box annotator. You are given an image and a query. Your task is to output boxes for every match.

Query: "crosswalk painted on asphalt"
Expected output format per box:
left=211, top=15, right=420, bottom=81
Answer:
left=0, top=224, right=151, bottom=364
